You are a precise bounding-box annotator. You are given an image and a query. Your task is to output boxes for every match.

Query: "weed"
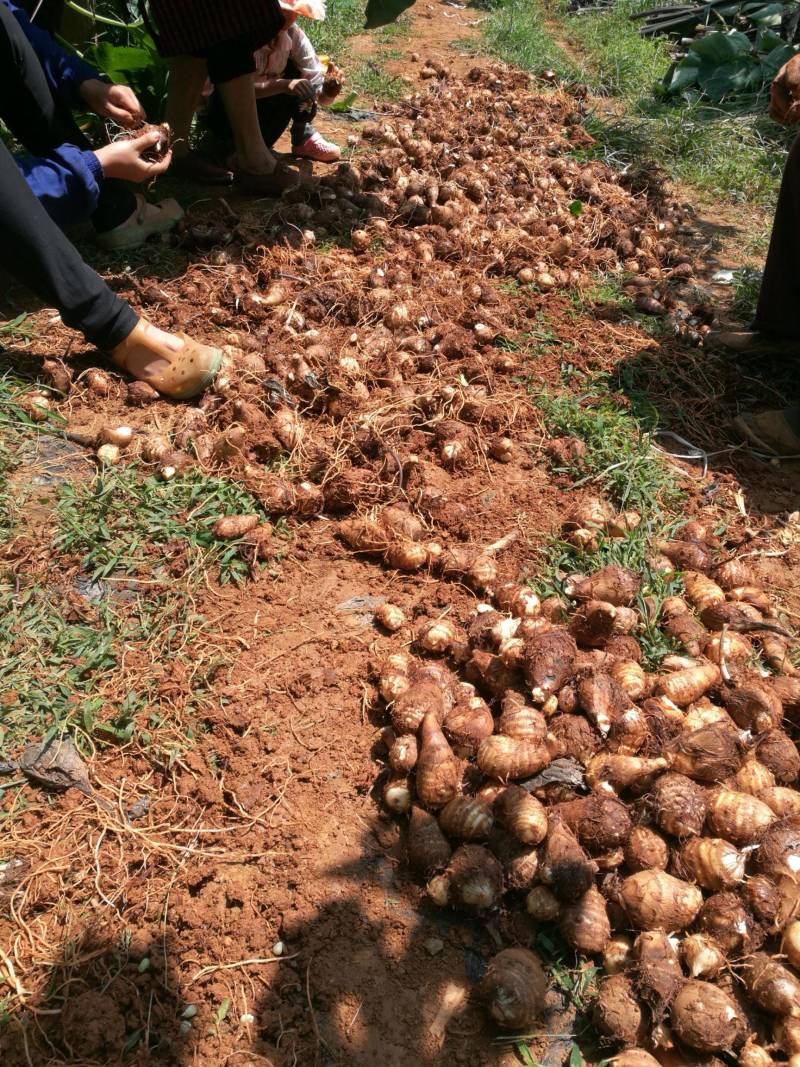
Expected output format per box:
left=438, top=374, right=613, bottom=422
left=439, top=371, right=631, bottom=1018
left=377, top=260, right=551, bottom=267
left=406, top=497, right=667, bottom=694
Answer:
left=350, top=58, right=406, bottom=100
left=534, top=387, right=681, bottom=513
left=55, top=465, right=274, bottom=585
left=0, top=579, right=216, bottom=756
left=0, top=313, right=34, bottom=342
left=731, top=266, right=763, bottom=323
left=572, top=274, right=634, bottom=314
left=481, top=0, right=578, bottom=81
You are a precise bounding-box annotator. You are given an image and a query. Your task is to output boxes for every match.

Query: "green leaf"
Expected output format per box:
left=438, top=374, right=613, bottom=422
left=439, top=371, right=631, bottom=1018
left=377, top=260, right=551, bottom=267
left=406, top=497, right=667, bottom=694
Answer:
left=329, top=91, right=359, bottom=112
left=364, top=0, right=416, bottom=29
left=690, top=30, right=751, bottom=64
left=569, top=199, right=583, bottom=216
left=664, top=61, right=700, bottom=94
left=569, top=1044, right=584, bottom=1067
left=86, top=43, right=155, bottom=77
left=215, top=996, right=231, bottom=1025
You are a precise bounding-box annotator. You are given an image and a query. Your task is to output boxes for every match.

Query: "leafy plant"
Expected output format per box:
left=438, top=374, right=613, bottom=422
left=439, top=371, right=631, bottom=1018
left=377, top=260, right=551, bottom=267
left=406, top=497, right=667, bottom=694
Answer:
left=83, top=34, right=169, bottom=120
left=663, top=26, right=797, bottom=100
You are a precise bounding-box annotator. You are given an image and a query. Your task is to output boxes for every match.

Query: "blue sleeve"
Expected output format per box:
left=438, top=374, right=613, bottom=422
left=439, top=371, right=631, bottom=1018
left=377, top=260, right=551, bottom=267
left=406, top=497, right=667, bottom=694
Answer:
left=2, top=0, right=99, bottom=106
left=14, top=146, right=103, bottom=226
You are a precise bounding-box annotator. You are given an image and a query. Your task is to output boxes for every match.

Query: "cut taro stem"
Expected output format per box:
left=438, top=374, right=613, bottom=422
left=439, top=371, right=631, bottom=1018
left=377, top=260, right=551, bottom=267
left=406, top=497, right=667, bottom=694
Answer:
left=485, top=530, right=520, bottom=555
left=719, top=624, right=732, bottom=683
left=428, top=982, right=469, bottom=1043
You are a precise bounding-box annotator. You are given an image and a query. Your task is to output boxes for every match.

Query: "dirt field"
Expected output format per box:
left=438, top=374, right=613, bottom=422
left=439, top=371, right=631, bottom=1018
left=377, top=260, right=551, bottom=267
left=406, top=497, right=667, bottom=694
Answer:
left=3, top=4, right=800, bottom=1066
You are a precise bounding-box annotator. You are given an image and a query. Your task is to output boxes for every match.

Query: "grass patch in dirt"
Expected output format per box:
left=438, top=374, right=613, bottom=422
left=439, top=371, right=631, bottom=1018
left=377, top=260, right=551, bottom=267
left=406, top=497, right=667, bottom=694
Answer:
left=481, top=0, right=792, bottom=208
left=531, top=384, right=685, bottom=668
left=534, top=385, right=681, bottom=512
left=0, top=581, right=216, bottom=758
left=730, top=265, right=763, bottom=323
left=306, top=0, right=408, bottom=101
left=55, top=464, right=281, bottom=586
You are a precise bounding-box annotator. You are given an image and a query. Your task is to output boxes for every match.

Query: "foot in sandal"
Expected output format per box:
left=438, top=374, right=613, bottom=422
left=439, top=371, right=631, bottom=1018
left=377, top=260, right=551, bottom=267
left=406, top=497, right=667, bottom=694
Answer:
left=733, top=404, right=800, bottom=458
left=708, top=329, right=795, bottom=359
left=95, top=194, right=184, bottom=251
left=110, top=318, right=221, bottom=400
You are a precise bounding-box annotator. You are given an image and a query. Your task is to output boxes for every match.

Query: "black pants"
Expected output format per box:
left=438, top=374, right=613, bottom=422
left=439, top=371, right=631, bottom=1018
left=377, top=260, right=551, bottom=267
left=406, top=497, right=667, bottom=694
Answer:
left=754, top=132, right=800, bottom=339
left=0, top=138, right=138, bottom=349
left=198, top=35, right=257, bottom=85
left=0, top=1, right=134, bottom=232
left=204, top=60, right=316, bottom=149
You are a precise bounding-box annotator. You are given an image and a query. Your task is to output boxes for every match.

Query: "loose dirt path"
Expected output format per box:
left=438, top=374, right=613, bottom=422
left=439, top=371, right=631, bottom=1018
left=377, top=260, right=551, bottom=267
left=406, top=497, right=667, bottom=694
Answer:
left=3, top=5, right=800, bottom=1067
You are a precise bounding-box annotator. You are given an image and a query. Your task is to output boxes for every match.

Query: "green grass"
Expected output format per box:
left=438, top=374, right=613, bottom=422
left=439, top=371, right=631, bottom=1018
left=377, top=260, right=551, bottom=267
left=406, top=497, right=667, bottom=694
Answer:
left=0, top=368, right=278, bottom=764
left=482, top=0, right=578, bottom=81
left=481, top=0, right=793, bottom=208
left=731, top=265, right=763, bottom=323
left=55, top=465, right=277, bottom=586
left=531, top=384, right=685, bottom=667
left=306, top=0, right=409, bottom=101
left=0, top=582, right=216, bottom=757
left=534, top=386, right=680, bottom=513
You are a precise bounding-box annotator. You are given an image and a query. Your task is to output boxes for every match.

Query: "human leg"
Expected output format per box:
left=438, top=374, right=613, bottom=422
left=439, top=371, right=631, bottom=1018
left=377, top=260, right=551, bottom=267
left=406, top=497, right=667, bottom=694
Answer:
left=163, top=54, right=232, bottom=183
left=0, top=141, right=218, bottom=398
left=0, top=139, right=135, bottom=349
left=753, top=132, right=800, bottom=340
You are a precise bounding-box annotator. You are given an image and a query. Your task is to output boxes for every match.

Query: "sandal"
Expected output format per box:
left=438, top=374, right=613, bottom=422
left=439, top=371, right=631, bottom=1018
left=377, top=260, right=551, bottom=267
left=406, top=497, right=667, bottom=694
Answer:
left=95, top=194, right=184, bottom=251
left=235, top=162, right=301, bottom=196
left=110, top=318, right=221, bottom=400
left=171, top=150, right=234, bottom=185
left=732, top=405, right=800, bottom=458
left=708, top=329, right=795, bottom=359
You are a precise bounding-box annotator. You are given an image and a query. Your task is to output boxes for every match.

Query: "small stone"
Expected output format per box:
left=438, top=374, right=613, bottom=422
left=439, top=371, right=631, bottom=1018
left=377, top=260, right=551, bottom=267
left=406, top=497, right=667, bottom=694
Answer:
left=272, top=941, right=285, bottom=957
left=181, top=1004, right=198, bottom=1019
left=424, top=937, right=444, bottom=956
left=179, top=1020, right=192, bottom=1036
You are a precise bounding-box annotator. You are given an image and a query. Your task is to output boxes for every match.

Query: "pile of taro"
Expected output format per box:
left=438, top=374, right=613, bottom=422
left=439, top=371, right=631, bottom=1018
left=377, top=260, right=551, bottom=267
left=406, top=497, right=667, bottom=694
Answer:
left=370, top=502, right=800, bottom=1066
left=31, top=66, right=705, bottom=539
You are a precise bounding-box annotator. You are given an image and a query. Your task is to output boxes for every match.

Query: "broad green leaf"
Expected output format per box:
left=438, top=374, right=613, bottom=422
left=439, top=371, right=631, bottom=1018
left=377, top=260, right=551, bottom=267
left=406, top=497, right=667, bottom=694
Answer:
left=87, top=43, right=155, bottom=75
left=690, top=30, right=751, bottom=64
left=329, top=91, right=359, bottom=112
left=664, top=61, right=700, bottom=93
left=365, top=0, right=416, bottom=29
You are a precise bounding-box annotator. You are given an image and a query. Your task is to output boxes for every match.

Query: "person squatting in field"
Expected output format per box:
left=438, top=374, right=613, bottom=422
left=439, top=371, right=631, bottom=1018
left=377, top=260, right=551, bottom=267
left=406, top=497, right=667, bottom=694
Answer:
left=147, top=0, right=303, bottom=193
left=713, top=54, right=800, bottom=458
left=203, top=0, right=344, bottom=166
left=0, top=0, right=221, bottom=397
left=0, top=0, right=184, bottom=249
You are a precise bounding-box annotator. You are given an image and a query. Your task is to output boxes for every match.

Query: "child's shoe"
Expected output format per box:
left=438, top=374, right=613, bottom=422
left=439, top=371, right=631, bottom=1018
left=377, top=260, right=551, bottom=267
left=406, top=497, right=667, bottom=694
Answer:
left=292, top=131, right=341, bottom=163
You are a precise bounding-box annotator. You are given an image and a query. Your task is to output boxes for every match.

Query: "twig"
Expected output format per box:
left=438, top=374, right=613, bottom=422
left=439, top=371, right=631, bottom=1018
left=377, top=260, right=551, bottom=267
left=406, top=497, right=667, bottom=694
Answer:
left=189, top=954, right=297, bottom=984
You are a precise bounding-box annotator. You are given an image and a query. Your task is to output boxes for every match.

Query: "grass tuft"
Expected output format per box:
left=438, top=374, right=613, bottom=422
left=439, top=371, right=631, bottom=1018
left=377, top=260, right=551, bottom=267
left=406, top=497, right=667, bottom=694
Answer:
left=534, top=386, right=681, bottom=513
left=55, top=465, right=278, bottom=586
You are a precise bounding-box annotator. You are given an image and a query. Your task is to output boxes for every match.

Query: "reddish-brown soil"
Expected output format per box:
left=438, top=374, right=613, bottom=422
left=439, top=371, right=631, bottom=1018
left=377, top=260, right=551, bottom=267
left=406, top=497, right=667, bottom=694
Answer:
left=2, top=5, right=800, bottom=1067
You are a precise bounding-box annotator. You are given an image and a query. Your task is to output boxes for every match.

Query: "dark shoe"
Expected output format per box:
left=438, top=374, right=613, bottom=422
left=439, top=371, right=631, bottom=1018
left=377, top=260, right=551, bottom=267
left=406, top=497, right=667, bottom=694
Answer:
left=733, top=405, right=800, bottom=458
left=235, top=163, right=301, bottom=196
left=708, top=329, right=795, bottom=358
left=171, top=151, right=233, bottom=185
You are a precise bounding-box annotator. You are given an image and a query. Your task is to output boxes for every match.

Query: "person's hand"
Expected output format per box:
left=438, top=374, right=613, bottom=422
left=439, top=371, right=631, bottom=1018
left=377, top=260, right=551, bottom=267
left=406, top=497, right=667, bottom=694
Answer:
left=288, top=78, right=315, bottom=101
left=770, top=55, right=800, bottom=125
left=94, top=130, right=172, bottom=182
left=79, top=79, right=145, bottom=128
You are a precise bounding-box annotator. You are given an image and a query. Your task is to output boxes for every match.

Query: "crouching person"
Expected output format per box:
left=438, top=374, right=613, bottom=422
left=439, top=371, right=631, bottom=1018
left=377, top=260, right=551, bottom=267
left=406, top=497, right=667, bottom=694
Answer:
left=0, top=0, right=182, bottom=249
left=205, top=0, right=343, bottom=165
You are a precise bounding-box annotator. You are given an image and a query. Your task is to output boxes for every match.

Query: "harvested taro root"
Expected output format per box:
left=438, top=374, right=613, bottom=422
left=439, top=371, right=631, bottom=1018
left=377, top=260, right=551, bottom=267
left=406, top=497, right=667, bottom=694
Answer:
left=119, top=121, right=172, bottom=162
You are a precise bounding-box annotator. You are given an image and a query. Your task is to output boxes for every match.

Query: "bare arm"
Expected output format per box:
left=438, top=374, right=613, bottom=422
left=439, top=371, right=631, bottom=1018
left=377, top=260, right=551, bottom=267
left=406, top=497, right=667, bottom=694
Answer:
left=254, top=77, right=293, bottom=99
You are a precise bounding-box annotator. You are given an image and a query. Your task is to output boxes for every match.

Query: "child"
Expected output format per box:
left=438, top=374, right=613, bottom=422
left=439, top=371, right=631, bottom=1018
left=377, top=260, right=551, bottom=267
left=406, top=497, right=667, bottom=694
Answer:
left=205, top=0, right=343, bottom=165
